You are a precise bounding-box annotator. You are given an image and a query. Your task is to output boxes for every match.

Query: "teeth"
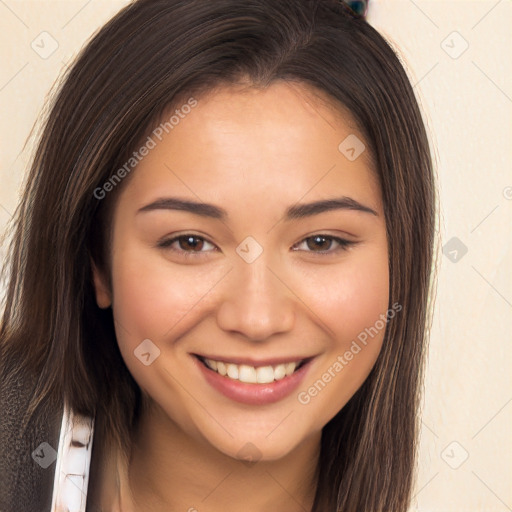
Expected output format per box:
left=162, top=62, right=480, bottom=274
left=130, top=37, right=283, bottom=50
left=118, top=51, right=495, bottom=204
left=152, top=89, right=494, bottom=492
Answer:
left=216, top=361, right=226, bottom=376
left=203, top=358, right=301, bottom=384
left=239, top=365, right=257, bottom=383
left=226, top=363, right=239, bottom=379
left=285, top=362, right=296, bottom=376
left=273, top=364, right=286, bottom=380
left=256, top=366, right=274, bottom=384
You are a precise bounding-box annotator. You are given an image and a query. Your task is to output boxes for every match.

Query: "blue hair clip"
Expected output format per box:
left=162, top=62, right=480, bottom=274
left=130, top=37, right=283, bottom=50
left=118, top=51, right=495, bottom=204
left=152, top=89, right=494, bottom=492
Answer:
left=341, top=0, right=369, bottom=19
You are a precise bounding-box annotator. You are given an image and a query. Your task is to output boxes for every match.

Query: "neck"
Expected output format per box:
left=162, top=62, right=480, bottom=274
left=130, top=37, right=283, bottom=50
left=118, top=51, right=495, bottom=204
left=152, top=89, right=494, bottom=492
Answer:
left=126, top=401, right=320, bottom=512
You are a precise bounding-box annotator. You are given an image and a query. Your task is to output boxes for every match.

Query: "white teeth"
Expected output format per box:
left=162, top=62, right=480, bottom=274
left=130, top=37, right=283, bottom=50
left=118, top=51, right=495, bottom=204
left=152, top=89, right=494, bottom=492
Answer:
left=205, top=358, right=217, bottom=371
left=226, top=363, right=239, bottom=379
left=216, top=361, right=227, bottom=376
left=201, top=357, right=301, bottom=383
left=285, top=362, right=296, bottom=376
left=239, top=365, right=257, bottom=383
left=273, top=364, right=286, bottom=380
left=256, top=366, right=275, bottom=384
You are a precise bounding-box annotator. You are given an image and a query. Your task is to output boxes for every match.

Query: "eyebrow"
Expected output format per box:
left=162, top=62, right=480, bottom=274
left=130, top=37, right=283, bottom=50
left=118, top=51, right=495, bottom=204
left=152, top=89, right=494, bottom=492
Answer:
left=137, top=196, right=378, bottom=220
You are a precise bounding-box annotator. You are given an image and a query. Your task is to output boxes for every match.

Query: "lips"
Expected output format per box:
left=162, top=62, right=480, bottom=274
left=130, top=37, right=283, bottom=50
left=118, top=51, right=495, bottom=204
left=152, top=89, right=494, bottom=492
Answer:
left=193, top=353, right=315, bottom=405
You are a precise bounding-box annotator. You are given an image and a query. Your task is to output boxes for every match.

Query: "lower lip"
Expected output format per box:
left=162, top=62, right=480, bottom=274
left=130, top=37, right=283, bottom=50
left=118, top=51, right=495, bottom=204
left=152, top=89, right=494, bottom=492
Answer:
left=193, top=356, right=314, bottom=406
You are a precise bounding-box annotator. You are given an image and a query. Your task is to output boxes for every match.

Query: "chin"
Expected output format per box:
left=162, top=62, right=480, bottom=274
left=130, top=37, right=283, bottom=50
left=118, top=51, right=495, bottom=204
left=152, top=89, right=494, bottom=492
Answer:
left=206, top=427, right=314, bottom=464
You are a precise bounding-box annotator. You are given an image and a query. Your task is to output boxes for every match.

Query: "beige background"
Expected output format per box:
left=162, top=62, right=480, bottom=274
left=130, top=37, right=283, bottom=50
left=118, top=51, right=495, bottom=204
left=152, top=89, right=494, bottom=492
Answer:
left=1, top=1, right=511, bottom=510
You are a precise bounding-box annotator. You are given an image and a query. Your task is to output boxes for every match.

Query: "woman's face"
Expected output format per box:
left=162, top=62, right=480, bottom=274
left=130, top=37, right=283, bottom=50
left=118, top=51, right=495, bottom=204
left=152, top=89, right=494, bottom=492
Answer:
left=93, top=81, right=389, bottom=461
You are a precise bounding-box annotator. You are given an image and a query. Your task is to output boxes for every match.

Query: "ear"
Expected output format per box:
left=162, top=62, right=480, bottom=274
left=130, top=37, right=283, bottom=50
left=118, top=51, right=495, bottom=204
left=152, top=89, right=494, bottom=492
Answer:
left=91, top=258, right=112, bottom=308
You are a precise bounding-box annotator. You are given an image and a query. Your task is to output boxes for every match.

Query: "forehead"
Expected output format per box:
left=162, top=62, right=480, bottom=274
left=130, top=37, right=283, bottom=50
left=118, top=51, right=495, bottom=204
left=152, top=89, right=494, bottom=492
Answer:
left=116, top=81, right=381, bottom=218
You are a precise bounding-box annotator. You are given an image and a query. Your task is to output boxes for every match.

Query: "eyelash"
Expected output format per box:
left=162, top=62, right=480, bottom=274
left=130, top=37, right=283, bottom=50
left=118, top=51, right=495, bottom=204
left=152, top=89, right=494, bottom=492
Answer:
left=156, top=233, right=356, bottom=258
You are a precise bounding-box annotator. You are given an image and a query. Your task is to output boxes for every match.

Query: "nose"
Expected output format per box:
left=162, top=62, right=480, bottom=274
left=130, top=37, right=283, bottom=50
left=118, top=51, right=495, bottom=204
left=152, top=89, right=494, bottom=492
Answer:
left=216, top=258, right=295, bottom=342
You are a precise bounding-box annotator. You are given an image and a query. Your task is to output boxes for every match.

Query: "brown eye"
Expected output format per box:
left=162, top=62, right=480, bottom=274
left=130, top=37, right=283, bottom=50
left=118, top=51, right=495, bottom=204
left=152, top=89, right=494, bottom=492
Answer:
left=293, top=235, right=355, bottom=255
left=175, top=235, right=205, bottom=251
left=306, top=235, right=332, bottom=251
left=157, top=234, right=217, bottom=257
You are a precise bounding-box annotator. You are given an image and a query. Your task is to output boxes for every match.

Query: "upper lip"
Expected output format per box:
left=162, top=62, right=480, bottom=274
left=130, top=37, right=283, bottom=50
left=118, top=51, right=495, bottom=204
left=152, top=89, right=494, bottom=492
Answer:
left=193, top=353, right=316, bottom=368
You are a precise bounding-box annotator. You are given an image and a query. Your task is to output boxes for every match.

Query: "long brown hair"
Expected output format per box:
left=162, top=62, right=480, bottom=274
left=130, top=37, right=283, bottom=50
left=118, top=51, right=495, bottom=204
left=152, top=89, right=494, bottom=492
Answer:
left=0, top=1, right=436, bottom=510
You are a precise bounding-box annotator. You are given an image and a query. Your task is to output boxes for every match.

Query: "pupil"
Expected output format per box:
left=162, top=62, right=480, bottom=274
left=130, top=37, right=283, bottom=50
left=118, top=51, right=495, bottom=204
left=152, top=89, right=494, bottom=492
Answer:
left=309, top=236, right=330, bottom=251
left=182, top=236, right=202, bottom=250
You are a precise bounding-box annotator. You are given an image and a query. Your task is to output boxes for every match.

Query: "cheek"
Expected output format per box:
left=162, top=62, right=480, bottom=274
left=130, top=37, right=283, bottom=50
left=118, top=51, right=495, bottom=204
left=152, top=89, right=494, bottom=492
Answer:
left=108, top=245, right=216, bottom=421
left=109, top=244, right=212, bottom=345
left=297, top=247, right=389, bottom=342
left=295, top=247, right=390, bottom=418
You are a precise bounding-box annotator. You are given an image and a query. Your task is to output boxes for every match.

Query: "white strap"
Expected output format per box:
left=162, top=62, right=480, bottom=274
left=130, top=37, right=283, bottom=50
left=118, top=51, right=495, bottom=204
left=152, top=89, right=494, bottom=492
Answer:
left=50, top=404, right=95, bottom=512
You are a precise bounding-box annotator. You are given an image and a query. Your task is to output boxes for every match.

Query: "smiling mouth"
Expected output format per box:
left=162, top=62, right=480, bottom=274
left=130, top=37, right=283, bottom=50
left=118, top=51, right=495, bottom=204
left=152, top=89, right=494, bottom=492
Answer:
left=194, top=355, right=311, bottom=384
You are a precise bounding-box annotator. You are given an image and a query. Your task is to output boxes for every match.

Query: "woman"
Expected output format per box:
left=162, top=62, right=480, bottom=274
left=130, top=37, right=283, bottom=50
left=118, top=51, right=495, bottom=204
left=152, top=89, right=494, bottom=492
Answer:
left=0, top=0, right=436, bottom=510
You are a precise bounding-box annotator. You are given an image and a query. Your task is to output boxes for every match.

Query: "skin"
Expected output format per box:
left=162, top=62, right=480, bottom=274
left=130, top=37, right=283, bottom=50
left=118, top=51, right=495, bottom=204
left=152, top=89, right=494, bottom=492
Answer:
left=92, top=80, right=389, bottom=512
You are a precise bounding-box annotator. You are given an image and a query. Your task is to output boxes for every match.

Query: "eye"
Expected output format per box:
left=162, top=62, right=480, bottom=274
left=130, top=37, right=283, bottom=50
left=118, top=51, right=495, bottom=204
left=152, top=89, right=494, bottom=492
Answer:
left=157, top=233, right=356, bottom=259
left=292, top=234, right=356, bottom=255
left=156, top=234, right=217, bottom=258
